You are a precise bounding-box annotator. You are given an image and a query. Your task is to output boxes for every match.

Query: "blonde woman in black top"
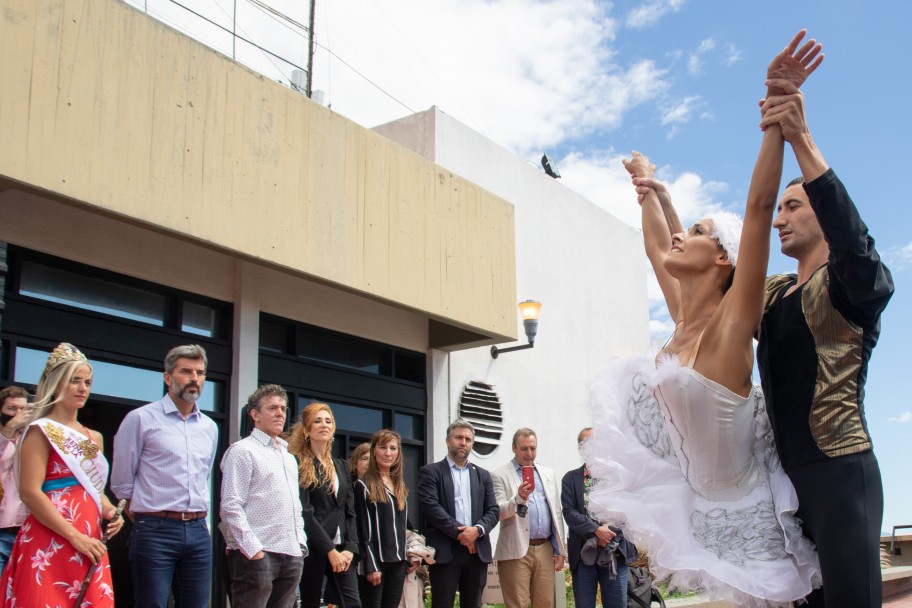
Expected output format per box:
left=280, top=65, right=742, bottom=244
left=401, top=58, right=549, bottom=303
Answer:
left=290, top=403, right=361, bottom=608
left=353, top=429, right=413, bottom=608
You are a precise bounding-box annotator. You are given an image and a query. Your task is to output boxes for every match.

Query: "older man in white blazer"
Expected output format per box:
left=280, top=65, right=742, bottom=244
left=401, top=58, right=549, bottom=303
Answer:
left=491, top=428, right=567, bottom=608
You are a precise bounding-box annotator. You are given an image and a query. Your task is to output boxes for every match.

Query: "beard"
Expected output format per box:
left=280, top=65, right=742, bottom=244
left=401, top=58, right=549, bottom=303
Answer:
left=176, top=382, right=201, bottom=402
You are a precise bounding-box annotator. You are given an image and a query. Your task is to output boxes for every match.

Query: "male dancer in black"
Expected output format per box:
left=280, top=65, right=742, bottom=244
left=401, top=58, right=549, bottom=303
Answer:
left=757, top=77, right=893, bottom=606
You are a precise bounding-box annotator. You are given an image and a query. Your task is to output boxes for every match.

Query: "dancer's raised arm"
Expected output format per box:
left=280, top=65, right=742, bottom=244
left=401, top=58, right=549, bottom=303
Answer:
left=697, top=34, right=823, bottom=394
left=623, top=152, right=683, bottom=324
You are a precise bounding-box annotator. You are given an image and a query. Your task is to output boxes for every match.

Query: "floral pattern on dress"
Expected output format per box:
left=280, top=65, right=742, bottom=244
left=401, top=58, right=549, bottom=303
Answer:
left=0, top=450, right=113, bottom=607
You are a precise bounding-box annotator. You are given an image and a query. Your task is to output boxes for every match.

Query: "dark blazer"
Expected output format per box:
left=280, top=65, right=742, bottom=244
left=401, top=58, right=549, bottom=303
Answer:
left=417, top=458, right=499, bottom=564
left=300, top=457, right=359, bottom=556
left=561, top=465, right=637, bottom=572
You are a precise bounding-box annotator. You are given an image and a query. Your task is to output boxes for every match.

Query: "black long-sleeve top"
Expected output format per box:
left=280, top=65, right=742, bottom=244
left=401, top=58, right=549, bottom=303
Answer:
left=758, top=168, right=894, bottom=468
left=299, top=457, right=359, bottom=557
left=353, top=478, right=408, bottom=573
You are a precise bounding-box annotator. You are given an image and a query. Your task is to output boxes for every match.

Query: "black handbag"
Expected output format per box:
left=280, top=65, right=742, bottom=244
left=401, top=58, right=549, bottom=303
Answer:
left=626, top=565, right=666, bottom=608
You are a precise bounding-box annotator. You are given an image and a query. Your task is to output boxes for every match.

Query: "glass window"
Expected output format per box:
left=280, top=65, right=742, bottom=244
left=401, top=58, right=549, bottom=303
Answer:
left=19, top=261, right=168, bottom=326
left=182, top=301, right=222, bottom=338
left=298, top=331, right=391, bottom=375
left=394, top=412, right=423, bottom=441
left=14, top=346, right=223, bottom=412
left=195, top=379, right=223, bottom=413
left=260, top=320, right=291, bottom=354
left=401, top=443, right=422, bottom=516
left=394, top=352, right=425, bottom=383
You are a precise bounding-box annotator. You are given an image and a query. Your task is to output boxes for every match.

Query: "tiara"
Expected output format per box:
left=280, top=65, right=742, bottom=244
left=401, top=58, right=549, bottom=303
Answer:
left=44, top=343, right=88, bottom=374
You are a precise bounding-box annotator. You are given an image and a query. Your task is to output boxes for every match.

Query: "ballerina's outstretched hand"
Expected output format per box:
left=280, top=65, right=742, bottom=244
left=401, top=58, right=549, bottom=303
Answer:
left=766, top=29, right=824, bottom=96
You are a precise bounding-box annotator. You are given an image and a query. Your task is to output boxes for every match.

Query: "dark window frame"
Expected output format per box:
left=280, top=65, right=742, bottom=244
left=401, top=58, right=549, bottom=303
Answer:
left=9, top=248, right=232, bottom=343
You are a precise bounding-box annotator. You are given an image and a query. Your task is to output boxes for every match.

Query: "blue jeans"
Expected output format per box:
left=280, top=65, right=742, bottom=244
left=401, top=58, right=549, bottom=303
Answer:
left=129, top=516, right=212, bottom=608
left=0, top=528, right=17, bottom=574
left=572, top=561, right=628, bottom=608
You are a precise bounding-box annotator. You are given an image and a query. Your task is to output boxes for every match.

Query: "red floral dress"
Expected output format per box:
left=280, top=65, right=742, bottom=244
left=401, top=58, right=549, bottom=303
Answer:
left=0, top=450, right=113, bottom=607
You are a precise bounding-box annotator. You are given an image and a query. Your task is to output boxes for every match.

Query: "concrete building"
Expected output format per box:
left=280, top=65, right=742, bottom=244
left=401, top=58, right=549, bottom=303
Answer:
left=0, top=0, right=648, bottom=604
left=375, top=107, right=648, bottom=483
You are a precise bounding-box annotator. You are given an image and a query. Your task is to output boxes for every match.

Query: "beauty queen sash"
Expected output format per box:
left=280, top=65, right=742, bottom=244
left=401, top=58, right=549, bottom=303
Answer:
left=31, top=419, right=109, bottom=514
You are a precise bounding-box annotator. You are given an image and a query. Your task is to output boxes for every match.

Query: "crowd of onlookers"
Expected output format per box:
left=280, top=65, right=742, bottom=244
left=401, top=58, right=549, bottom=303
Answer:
left=0, top=342, right=634, bottom=608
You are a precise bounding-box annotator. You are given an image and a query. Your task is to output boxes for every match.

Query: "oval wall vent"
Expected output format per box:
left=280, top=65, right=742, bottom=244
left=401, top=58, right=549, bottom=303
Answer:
left=458, top=380, right=503, bottom=456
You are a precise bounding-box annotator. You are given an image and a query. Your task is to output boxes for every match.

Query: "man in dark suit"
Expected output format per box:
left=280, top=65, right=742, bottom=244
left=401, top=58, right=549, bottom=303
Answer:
left=562, top=428, right=638, bottom=608
left=417, top=420, right=500, bottom=608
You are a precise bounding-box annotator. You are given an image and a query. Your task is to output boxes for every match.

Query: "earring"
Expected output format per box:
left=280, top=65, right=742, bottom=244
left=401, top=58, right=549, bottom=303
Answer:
left=305, top=436, right=311, bottom=444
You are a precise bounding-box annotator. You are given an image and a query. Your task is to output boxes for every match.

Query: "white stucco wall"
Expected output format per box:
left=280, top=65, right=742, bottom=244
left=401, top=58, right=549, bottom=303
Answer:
left=376, top=107, right=650, bottom=483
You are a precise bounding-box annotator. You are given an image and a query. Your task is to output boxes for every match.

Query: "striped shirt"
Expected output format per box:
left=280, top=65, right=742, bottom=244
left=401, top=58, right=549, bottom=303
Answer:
left=353, top=479, right=408, bottom=573
left=111, top=394, right=218, bottom=512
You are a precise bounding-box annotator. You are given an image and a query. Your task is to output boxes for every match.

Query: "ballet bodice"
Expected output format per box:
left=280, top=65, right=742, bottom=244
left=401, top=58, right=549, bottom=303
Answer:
left=654, top=367, right=763, bottom=501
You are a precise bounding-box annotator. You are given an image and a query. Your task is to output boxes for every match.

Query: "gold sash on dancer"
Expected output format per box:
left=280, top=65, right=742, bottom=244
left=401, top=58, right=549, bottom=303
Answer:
left=32, top=419, right=109, bottom=514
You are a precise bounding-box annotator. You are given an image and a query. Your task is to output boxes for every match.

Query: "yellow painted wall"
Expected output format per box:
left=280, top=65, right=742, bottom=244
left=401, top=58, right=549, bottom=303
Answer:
left=0, top=0, right=516, bottom=342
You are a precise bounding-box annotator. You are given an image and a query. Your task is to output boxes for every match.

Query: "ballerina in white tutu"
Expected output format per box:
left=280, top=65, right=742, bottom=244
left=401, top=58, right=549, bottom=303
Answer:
left=583, top=31, right=824, bottom=608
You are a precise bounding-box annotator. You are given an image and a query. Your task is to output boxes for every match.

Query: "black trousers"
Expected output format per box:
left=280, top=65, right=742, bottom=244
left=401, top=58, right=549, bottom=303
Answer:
left=787, top=451, right=883, bottom=608
left=358, top=560, right=407, bottom=608
left=428, top=544, right=488, bottom=608
left=299, top=547, right=362, bottom=608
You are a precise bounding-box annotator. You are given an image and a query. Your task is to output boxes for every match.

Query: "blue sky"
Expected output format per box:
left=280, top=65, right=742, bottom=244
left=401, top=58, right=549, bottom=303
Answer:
left=130, top=0, right=911, bottom=532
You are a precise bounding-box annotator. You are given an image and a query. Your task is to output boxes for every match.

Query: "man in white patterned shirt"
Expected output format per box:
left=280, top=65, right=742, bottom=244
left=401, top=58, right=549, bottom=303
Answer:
left=112, top=344, right=219, bottom=608
left=220, top=384, right=308, bottom=608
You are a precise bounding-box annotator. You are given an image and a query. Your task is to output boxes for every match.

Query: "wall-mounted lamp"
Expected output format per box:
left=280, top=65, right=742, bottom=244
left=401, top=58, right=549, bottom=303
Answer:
left=491, top=300, right=542, bottom=358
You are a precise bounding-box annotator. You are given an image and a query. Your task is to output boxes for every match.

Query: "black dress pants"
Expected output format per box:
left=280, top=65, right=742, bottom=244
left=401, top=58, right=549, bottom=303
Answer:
left=787, top=451, right=883, bottom=608
left=428, top=544, right=488, bottom=608
left=358, top=560, right=407, bottom=608
left=299, top=547, right=362, bottom=608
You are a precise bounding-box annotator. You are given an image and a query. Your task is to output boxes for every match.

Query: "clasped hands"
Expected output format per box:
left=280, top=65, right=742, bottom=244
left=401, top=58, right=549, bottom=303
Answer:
left=457, top=524, right=480, bottom=554
left=760, top=30, right=824, bottom=141
left=328, top=548, right=355, bottom=573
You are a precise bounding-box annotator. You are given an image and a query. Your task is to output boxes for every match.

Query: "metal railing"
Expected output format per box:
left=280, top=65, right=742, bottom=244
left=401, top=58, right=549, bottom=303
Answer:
left=889, top=525, right=912, bottom=555
left=126, top=0, right=311, bottom=91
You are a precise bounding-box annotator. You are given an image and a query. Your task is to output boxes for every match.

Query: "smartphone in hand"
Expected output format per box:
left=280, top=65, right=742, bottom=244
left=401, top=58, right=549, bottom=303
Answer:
left=522, top=465, right=535, bottom=491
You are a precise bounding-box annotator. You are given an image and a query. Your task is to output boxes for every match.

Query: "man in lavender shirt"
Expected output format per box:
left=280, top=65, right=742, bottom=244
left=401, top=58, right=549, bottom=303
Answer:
left=112, top=344, right=219, bottom=608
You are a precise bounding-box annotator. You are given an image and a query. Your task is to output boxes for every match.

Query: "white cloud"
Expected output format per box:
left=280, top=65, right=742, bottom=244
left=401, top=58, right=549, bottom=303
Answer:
left=626, top=0, right=687, bottom=29
left=648, top=277, right=675, bottom=341
left=687, top=37, right=716, bottom=75
left=885, top=242, right=912, bottom=271
left=889, top=412, right=912, bottom=424
left=301, top=0, right=677, bottom=156
left=556, top=151, right=729, bottom=230
left=697, top=38, right=717, bottom=54
left=661, top=95, right=704, bottom=126
left=646, top=269, right=665, bottom=304
left=654, top=169, right=729, bottom=224
left=124, top=0, right=682, bottom=158
left=724, top=42, right=743, bottom=66
left=557, top=150, right=644, bottom=227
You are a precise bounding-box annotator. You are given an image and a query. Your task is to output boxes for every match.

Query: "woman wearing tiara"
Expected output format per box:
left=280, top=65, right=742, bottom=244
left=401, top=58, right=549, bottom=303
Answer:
left=583, top=32, right=823, bottom=607
left=0, top=342, right=123, bottom=606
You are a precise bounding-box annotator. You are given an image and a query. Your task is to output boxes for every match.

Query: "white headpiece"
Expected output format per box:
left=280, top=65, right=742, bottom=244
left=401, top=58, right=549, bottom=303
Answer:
left=707, top=210, right=742, bottom=267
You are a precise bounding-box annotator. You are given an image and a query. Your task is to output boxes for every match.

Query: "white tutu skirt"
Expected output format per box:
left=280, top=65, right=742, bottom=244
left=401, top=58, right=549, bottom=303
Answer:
left=583, top=356, right=821, bottom=608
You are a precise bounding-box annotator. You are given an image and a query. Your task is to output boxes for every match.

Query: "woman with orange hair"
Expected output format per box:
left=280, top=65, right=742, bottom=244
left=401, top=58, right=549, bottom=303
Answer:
left=353, top=429, right=412, bottom=608
left=289, top=402, right=361, bottom=608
